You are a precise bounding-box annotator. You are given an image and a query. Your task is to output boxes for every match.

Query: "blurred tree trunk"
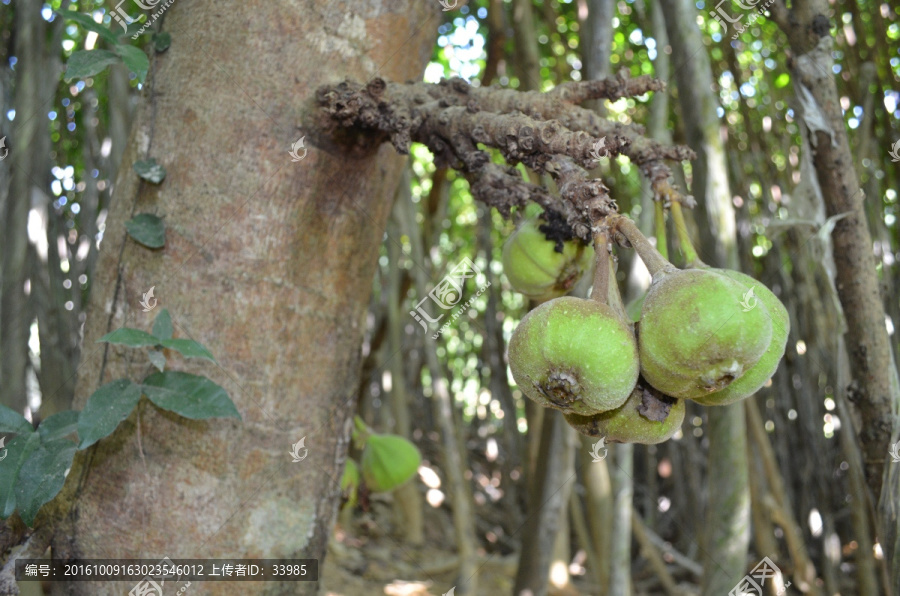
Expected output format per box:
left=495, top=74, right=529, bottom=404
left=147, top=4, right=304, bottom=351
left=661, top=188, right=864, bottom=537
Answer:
left=660, top=2, right=750, bottom=595
left=49, top=2, right=436, bottom=594
left=1, top=0, right=42, bottom=417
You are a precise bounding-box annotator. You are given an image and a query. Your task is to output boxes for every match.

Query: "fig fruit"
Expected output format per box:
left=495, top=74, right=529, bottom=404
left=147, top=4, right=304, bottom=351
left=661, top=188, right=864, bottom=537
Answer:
left=691, top=269, right=789, bottom=406
left=638, top=268, right=773, bottom=399
left=502, top=216, right=593, bottom=302
left=361, top=433, right=421, bottom=493
left=564, top=378, right=684, bottom=444
left=508, top=296, right=639, bottom=415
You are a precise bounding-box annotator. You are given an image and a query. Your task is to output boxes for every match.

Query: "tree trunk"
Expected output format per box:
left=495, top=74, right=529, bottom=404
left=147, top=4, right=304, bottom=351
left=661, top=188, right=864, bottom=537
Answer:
left=51, top=2, right=436, bottom=594
left=1, top=0, right=42, bottom=416
left=769, top=1, right=898, bottom=582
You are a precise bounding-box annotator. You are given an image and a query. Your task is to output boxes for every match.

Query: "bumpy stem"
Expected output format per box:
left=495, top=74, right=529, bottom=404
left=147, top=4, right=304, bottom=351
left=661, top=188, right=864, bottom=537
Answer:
left=669, top=200, right=704, bottom=267
left=612, top=216, right=675, bottom=278
left=591, top=229, right=611, bottom=306
left=654, top=199, right=668, bottom=261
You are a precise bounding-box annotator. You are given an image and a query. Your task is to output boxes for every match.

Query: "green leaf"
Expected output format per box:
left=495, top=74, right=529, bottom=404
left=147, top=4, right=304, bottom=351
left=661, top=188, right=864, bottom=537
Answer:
left=98, top=327, right=160, bottom=348
left=161, top=339, right=216, bottom=363
left=0, top=404, right=33, bottom=434
left=152, top=309, right=173, bottom=340
left=0, top=432, right=41, bottom=519
left=61, top=11, right=119, bottom=45
left=77, top=379, right=143, bottom=450
left=143, top=372, right=240, bottom=420
left=360, top=434, right=421, bottom=493
left=154, top=32, right=171, bottom=52
left=132, top=159, right=166, bottom=184
left=115, top=44, right=149, bottom=83
left=38, top=411, right=79, bottom=443
left=15, top=439, right=77, bottom=526
left=65, top=49, right=121, bottom=81
left=148, top=350, right=167, bottom=372
left=125, top=213, right=166, bottom=248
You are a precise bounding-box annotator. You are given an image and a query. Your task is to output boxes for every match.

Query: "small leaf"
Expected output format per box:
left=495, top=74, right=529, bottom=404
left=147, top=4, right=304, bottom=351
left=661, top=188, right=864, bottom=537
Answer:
left=77, top=379, right=143, bottom=450
left=148, top=350, right=167, bottom=372
left=154, top=32, right=171, bottom=52
left=361, top=434, right=421, bottom=493
left=125, top=213, right=166, bottom=248
left=152, top=309, right=173, bottom=340
left=115, top=43, right=149, bottom=83
left=65, top=49, right=121, bottom=81
left=61, top=11, right=119, bottom=45
left=161, top=339, right=216, bottom=363
left=98, top=327, right=160, bottom=348
left=143, top=372, right=240, bottom=420
left=37, top=411, right=79, bottom=443
left=15, top=439, right=77, bottom=526
left=133, top=159, right=166, bottom=184
left=0, top=432, right=41, bottom=519
left=0, top=404, right=33, bottom=434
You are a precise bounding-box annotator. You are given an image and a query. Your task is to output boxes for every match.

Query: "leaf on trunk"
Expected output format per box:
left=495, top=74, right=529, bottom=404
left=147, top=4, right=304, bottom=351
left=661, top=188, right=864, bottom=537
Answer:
left=38, top=410, right=79, bottom=443
left=125, top=213, right=166, bottom=248
left=98, top=327, right=160, bottom=348
left=0, top=432, right=41, bottom=519
left=133, top=159, right=167, bottom=184
left=0, top=404, right=34, bottom=434
left=65, top=49, right=121, bottom=81
left=15, top=439, right=77, bottom=526
left=77, top=379, right=143, bottom=450
left=142, top=372, right=240, bottom=420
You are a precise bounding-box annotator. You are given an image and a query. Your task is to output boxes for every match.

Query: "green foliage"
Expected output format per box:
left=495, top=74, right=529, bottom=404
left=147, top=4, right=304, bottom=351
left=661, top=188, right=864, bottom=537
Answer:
left=1, top=309, right=239, bottom=526
left=125, top=213, right=166, bottom=248
left=61, top=12, right=150, bottom=83
left=133, top=159, right=167, bottom=184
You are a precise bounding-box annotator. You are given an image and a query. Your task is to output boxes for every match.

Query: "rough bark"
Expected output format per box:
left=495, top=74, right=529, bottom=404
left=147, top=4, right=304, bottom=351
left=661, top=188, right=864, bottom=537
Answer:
left=49, top=1, right=435, bottom=594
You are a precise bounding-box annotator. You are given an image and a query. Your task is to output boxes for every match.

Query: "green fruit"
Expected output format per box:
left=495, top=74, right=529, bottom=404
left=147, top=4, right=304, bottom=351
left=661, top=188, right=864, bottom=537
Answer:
left=361, top=434, right=421, bottom=493
left=509, top=296, right=639, bottom=415
left=502, top=216, right=593, bottom=302
left=638, top=268, right=773, bottom=399
left=692, top=269, right=790, bottom=406
left=341, top=458, right=360, bottom=509
left=564, top=378, right=685, bottom=444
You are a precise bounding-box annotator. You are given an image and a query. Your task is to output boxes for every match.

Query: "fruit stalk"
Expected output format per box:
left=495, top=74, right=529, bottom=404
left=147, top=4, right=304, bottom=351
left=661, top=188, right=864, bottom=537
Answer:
left=653, top=199, right=668, bottom=261
left=611, top=216, right=675, bottom=278
left=591, top=229, right=611, bottom=306
left=669, top=200, right=703, bottom=267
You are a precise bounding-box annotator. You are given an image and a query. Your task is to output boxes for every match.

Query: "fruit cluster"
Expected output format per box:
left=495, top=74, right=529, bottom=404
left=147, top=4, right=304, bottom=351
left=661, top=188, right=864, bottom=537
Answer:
left=503, top=214, right=789, bottom=444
